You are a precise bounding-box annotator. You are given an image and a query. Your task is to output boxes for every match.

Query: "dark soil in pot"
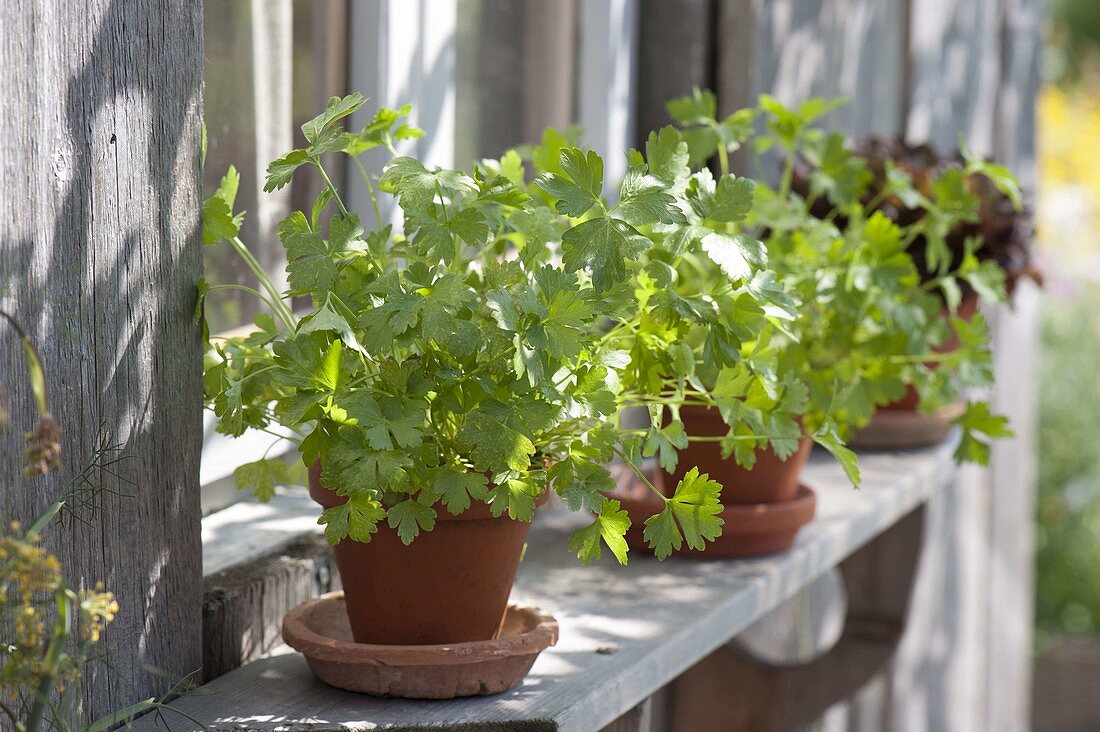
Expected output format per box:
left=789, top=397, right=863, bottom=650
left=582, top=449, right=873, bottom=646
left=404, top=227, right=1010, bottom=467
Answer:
left=309, top=463, right=539, bottom=646
left=672, top=406, right=813, bottom=505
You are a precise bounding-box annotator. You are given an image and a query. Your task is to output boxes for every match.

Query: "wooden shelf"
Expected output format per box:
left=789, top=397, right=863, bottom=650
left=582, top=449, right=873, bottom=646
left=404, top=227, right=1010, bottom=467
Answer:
left=141, top=439, right=957, bottom=731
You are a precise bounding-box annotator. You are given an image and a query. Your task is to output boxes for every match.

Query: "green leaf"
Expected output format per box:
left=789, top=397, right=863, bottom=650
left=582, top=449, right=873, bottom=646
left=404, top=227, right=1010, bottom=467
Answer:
left=387, top=500, right=437, bottom=544
left=952, top=400, right=1013, bottom=465
left=202, top=166, right=245, bottom=245
left=429, top=468, right=490, bottom=515
left=556, top=460, right=615, bottom=512
left=234, top=459, right=290, bottom=502
left=666, top=88, right=718, bottom=126
left=643, top=419, right=689, bottom=473
left=534, top=148, right=605, bottom=218
left=568, top=499, right=631, bottom=565
left=318, top=494, right=385, bottom=545
left=301, top=93, right=367, bottom=147
left=700, top=231, right=766, bottom=282
left=342, top=393, right=424, bottom=451
left=297, top=294, right=364, bottom=353
left=487, top=477, right=540, bottom=521
left=708, top=176, right=755, bottom=222
left=321, top=443, right=411, bottom=495
left=265, top=148, right=311, bottom=192
left=645, top=126, right=690, bottom=184
left=643, top=467, right=724, bottom=559
left=458, top=408, right=537, bottom=473
left=617, top=169, right=685, bottom=226
left=381, top=156, right=478, bottom=211
left=561, top=216, right=650, bottom=292
left=345, top=104, right=424, bottom=155
left=284, top=230, right=339, bottom=295
left=814, top=431, right=861, bottom=486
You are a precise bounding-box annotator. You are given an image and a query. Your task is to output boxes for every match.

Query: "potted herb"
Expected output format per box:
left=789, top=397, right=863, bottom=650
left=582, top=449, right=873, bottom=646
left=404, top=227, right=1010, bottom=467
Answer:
left=744, top=93, right=1013, bottom=463
left=201, top=95, right=765, bottom=654
left=774, top=104, right=1024, bottom=450
left=527, top=91, right=859, bottom=557
left=601, top=90, right=1012, bottom=557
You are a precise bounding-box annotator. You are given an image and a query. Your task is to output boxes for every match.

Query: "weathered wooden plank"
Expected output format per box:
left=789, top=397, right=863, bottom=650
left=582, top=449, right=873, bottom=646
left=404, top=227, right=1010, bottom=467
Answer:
left=905, top=0, right=1002, bottom=153
left=0, top=0, right=203, bottom=714
left=133, top=442, right=959, bottom=731
left=203, top=534, right=339, bottom=681
left=717, top=0, right=906, bottom=136
left=668, top=506, right=925, bottom=730
left=467, top=0, right=577, bottom=163
left=578, top=0, right=640, bottom=195
left=201, top=487, right=321, bottom=576
left=634, top=0, right=715, bottom=147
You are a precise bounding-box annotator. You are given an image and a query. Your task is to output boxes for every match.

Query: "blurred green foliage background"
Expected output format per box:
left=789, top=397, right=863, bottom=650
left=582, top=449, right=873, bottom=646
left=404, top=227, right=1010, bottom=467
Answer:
left=1035, top=0, right=1100, bottom=642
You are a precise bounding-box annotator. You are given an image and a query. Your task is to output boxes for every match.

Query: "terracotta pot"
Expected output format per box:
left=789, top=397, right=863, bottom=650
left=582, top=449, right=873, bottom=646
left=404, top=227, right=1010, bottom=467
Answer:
left=673, top=406, right=813, bottom=505
left=309, top=463, right=539, bottom=646
left=881, top=294, right=979, bottom=412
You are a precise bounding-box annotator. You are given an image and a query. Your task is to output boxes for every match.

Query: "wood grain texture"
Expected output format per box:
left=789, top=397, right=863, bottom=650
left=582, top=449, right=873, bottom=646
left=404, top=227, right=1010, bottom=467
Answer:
left=905, top=0, right=1002, bottom=153
left=0, top=0, right=203, bottom=715
left=668, top=506, right=925, bottom=731
left=634, top=0, right=715, bottom=149
left=203, top=534, right=339, bottom=681
left=716, top=0, right=907, bottom=176
left=131, top=442, right=958, bottom=731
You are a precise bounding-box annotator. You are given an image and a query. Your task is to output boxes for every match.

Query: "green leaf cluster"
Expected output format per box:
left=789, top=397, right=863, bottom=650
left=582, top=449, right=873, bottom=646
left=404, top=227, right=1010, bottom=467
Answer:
left=201, top=95, right=769, bottom=562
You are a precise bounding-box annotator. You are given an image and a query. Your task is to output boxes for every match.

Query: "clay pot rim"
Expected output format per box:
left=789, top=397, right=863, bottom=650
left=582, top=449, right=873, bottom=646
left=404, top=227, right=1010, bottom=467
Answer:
left=678, top=404, right=809, bottom=433
left=717, top=484, right=816, bottom=534
left=283, top=591, right=559, bottom=665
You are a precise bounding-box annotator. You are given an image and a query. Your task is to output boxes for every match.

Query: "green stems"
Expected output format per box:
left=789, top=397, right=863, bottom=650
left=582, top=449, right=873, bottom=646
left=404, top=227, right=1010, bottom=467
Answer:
left=778, top=148, right=796, bottom=200
left=228, top=237, right=296, bottom=330
left=314, top=160, right=349, bottom=216
left=717, top=144, right=730, bottom=178
left=612, top=446, right=667, bottom=503
left=352, top=155, right=384, bottom=227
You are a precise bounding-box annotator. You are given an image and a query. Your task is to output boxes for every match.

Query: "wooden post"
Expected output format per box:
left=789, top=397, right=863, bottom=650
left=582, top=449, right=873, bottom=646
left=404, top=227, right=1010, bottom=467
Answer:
left=0, top=0, right=204, bottom=717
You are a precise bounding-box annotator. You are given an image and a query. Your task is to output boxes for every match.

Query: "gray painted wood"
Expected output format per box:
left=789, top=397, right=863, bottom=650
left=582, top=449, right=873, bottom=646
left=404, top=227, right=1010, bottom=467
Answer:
left=635, top=0, right=715, bottom=148
left=716, top=0, right=907, bottom=176
left=0, top=0, right=204, bottom=715
left=980, top=4, right=1041, bottom=728
left=203, top=534, right=339, bottom=681
left=470, top=0, right=577, bottom=162
left=668, top=505, right=926, bottom=731
left=716, top=0, right=906, bottom=133
left=132, top=441, right=958, bottom=731
left=202, top=487, right=320, bottom=576
left=905, top=0, right=1002, bottom=153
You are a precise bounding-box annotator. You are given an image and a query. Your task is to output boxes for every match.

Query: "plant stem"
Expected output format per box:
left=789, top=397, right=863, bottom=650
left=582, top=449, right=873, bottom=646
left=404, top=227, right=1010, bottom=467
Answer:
left=778, top=150, right=796, bottom=199
left=612, top=446, right=667, bottom=502
left=717, top=144, right=730, bottom=178
left=314, top=160, right=349, bottom=216
left=228, top=237, right=296, bottom=329
left=205, top=284, right=284, bottom=321
left=352, top=155, right=384, bottom=227
left=26, top=591, right=72, bottom=732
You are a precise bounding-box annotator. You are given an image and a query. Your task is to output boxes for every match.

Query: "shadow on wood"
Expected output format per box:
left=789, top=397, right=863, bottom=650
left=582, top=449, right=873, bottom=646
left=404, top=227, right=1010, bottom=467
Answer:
left=668, top=506, right=926, bottom=731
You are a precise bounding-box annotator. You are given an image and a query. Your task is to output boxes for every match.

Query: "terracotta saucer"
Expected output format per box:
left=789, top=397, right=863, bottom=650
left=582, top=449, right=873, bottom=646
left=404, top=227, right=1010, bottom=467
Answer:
left=616, top=481, right=817, bottom=558
left=282, top=592, right=558, bottom=699
left=848, top=402, right=965, bottom=450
